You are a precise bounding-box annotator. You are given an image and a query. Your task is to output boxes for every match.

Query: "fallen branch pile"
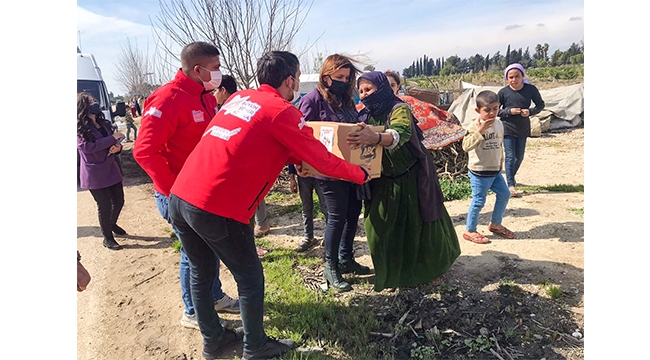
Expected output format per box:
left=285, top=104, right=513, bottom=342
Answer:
left=430, top=141, right=468, bottom=179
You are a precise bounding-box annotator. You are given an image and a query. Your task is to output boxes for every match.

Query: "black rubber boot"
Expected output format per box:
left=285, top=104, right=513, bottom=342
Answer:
left=112, top=224, right=127, bottom=236
left=338, top=256, right=371, bottom=275
left=103, top=237, right=122, bottom=250
left=323, top=261, right=351, bottom=291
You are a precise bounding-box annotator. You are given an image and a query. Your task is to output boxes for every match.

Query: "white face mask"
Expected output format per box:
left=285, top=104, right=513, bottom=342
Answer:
left=200, top=67, right=222, bottom=91
left=289, top=75, right=301, bottom=103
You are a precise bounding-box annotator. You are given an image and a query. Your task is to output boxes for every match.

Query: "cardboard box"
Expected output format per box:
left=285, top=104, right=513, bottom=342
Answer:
left=302, top=121, right=384, bottom=179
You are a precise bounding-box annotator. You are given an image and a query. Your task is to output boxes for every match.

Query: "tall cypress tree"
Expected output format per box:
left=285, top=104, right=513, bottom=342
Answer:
left=505, top=44, right=511, bottom=66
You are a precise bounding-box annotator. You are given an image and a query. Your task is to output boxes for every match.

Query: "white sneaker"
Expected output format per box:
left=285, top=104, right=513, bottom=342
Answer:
left=180, top=312, right=200, bottom=330
left=180, top=312, right=226, bottom=330
left=214, top=293, right=241, bottom=314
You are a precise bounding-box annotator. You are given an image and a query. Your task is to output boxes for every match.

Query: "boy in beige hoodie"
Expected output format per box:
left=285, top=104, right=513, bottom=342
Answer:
left=461, top=90, right=515, bottom=244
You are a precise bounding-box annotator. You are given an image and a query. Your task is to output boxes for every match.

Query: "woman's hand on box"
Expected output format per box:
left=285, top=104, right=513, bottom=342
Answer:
left=347, top=123, right=378, bottom=149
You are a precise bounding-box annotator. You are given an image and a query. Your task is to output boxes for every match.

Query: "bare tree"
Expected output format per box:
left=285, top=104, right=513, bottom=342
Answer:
left=151, top=0, right=317, bottom=88
left=113, top=37, right=157, bottom=96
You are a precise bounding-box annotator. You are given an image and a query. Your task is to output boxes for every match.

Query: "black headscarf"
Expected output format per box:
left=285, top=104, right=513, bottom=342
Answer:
left=357, top=71, right=401, bottom=117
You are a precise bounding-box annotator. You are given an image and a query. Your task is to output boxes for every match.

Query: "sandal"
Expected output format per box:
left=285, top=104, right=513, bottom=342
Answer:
left=463, top=232, right=490, bottom=244
left=509, top=186, right=522, bottom=198
left=254, top=226, right=270, bottom=238
left=256, top=246, right=268, bottom=257
left=488, top=225, right=515, bottom=239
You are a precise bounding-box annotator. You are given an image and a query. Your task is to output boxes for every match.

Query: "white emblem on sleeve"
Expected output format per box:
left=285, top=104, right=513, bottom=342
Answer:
left=203, top=125, right=242, bottom=141
left=221, top=95, right=261, bottom=122
left=145, top=107, right=162, bottom=118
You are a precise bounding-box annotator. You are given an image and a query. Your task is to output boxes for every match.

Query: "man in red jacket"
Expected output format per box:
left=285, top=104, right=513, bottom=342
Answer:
left=133, top=42, right=240, bottom=333
left=168, top=51, right=371, bottom=360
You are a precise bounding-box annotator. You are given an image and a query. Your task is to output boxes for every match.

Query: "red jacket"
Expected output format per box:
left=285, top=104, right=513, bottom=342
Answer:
left=171, top=85, right=367, bottom=224
left=133, top=70, right=218, bottom=196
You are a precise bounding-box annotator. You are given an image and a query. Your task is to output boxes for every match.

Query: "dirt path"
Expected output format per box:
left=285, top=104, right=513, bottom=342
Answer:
left=77, top=128, right=584, bottom=360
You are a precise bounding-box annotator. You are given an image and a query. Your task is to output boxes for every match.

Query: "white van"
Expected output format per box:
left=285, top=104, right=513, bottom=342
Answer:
left=77, top=53, right=113, bottom=122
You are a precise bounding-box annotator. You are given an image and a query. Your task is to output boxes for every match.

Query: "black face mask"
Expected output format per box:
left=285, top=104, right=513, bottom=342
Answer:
left=327, top=78, right=348, bottom=95
left=89, top=102, right=102, bottom=116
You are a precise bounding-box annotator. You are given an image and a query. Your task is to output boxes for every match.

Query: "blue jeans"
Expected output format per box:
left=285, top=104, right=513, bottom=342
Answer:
left=503, top=135, right=527, bottom=187
left=466, top=172, right=510, bottom=232
left=298, top=176, right=328, bottom=240
left=169, top=194, right=267, bottom=351
left=318, top=179, right=362, bottom=262
left=154, top=191, right=223, bottom=315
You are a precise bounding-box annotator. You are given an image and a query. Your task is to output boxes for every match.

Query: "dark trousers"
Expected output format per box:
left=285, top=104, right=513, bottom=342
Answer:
left=318, top=179, right=362, bottom=263
left=89, top=182, right=125, bottom=241
left=168, top=194, right=267, bottom=352
left=297, top=176, right=328, bottom=240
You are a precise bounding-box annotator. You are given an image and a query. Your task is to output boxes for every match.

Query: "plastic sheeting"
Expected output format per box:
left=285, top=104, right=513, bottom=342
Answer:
left=448, top=83, right=584, bottom=137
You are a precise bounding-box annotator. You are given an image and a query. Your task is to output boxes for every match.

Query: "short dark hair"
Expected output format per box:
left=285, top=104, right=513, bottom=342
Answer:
left=256, top=51, right=299, bottom=88
left=219, top=74, right=238, bottom=95
left=181, top=42, right=220, bottom=72
left=475, top=90, right=499, bottom=108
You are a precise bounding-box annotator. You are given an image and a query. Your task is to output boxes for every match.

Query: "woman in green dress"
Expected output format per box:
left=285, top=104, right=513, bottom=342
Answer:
left=347, top=71, right=461, bottom=292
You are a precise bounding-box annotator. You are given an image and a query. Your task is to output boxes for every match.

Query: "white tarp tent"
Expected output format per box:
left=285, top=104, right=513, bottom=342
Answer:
left=448, top=83, right=584, bottom=137
left=299, top=73, right=320, bottom=95
left=461, top=81, right=480, bottom=89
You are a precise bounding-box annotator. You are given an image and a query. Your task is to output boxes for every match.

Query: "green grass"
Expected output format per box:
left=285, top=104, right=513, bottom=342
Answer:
left=516, top=184, right=584, bottom=193
left=571, top=207, right=584, bottom=215
left=544, top=184, right=584, bottom=192
left=163, top=227, right=181, bottom=252
left=439, top=176, right=472, bottom=201
left=171, top=240, right=181, bottom=252
left=266, top=191, right=302, bottom=217
left=259, top=248, right=381, bottom=359
left=163, top=226, right=178, bottom=239
left=545, top=285, right=563, bottom=299
left=266, top=191, right=299, bottom=203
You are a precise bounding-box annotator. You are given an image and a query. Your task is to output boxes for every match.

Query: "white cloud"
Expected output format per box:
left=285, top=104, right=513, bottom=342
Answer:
left=304, top=9, right=584, bottom=74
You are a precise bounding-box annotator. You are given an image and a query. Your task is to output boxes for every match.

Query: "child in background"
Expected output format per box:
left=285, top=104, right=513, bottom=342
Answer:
left=498, top=63, right=545, bottom=197
left=462, top=90, right=515, bottom=244
left=124, top=104, right=138, bottom=142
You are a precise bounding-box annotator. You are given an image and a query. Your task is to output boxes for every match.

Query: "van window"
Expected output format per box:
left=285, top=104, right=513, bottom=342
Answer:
left=78, top=80, right=110, bottom=111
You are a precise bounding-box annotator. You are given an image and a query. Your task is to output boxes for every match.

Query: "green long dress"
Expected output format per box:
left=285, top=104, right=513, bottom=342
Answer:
left=365, top=105, right=461, bottom=292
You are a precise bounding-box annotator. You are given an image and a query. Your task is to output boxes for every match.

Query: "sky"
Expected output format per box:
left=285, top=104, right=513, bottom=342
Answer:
left=76, top=0, right=585, bottom=95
